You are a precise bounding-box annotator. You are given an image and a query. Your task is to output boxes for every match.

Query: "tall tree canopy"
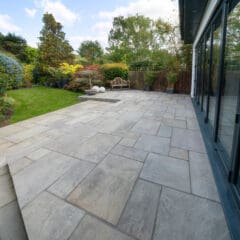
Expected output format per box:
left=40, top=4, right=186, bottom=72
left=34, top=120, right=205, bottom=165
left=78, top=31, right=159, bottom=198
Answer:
left=0, top=33, right=28, bottom=62
left=37, top=13, right=74, bottom=69
left=107, top=15, right=179, bottom=65
left=77, top=40, right=103, bottom=64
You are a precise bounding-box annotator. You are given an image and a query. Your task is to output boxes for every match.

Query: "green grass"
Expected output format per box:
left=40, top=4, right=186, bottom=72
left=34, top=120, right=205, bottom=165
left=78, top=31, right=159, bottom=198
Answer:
left=6, top=86, right=81, bottom=123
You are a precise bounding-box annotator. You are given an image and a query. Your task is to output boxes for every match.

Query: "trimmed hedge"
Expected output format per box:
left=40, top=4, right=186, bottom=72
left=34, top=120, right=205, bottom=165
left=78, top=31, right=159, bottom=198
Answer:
left=101, top=63, right=128, bottom=86
left=0, top=53, right=23, bottom=95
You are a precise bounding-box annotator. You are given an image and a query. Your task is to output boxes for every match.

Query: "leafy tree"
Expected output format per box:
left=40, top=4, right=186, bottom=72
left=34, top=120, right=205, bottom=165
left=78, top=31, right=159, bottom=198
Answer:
left=108, top=15, right=154, bottom=64
left=77, top=40, right=103, bottom=64
left=0, top=33, right=28, bottom=62
left=37, top=13, right=74, bottom=70
left=25, top=46, right=38, bottom=64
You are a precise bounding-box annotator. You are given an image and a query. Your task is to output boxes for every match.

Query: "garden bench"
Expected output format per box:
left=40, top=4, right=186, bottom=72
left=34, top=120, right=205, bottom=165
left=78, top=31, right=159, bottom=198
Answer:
left=110, top=77, right=130, bottom=90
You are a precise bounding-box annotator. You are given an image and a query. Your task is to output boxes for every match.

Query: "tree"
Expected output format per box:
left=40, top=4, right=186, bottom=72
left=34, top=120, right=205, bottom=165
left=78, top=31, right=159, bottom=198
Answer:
left=108, top=15, right=154, bottom=64
left=25, top=46, right=38, bottom=64
left=77, top=40, right=103, bottom=64
left=0, top=33, right=28, bottom=62
left=37, top=13, right=74, bottom=70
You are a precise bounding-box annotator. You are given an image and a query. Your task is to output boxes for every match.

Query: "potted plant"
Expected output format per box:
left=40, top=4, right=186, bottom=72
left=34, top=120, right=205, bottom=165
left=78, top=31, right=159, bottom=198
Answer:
left=144, top=71, right=156, bottom=91
left=166, top=71, right=177, bottom=93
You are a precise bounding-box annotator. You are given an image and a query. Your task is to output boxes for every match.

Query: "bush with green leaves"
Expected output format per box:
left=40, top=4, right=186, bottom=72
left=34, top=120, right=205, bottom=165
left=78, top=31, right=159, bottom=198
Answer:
left=0, top=53, right=23, bottom=95
left=101, top=63, right=128, bottom=86
left=0, top=96, right=15, bottom=124
left=23, top=64, right=35, bottom=87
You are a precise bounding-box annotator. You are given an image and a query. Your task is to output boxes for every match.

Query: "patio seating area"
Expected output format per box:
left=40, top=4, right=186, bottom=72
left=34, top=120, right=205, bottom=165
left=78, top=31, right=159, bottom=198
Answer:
left=0, top=90, right=230, bottom=240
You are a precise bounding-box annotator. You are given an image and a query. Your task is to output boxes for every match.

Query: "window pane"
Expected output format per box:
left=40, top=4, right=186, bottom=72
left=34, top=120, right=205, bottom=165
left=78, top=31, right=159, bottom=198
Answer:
left=218, top=3, right=240, bottom=165
left=208, top=13, right=223, bottom=129
left=203, top=32, right=211, bottom=113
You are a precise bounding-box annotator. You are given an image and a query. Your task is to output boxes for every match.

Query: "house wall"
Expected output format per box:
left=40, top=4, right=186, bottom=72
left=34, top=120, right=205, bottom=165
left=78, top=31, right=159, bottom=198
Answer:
left=191, top=0, right=221, bottom=97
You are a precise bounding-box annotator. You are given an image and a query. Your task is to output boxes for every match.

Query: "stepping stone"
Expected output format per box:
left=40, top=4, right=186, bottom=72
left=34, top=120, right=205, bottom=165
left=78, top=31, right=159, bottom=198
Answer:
left=23, top=191, right=84, bottom=240
left=153, top=188, right=230, bottom=240
left=135, top=135, right=170, bottom=156
left=131, top=119, right=161, bottom=135
left=118, top=180, right=161, bottom=240
left=68, top=154, right=142, bottom=224
left=111, top=144, right=148, bottom=162
left=189, top=151, right=219, bottom=201
left=140, top=153, right=190, bottom=192
left=69, top=215, right=134, bottom=240
left=171, top=128, right=206, bottom=153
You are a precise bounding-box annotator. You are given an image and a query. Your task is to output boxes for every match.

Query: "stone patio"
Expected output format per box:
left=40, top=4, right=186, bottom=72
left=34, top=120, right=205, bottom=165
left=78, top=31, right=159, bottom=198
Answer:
left=0, top=90, right=230, bottom=240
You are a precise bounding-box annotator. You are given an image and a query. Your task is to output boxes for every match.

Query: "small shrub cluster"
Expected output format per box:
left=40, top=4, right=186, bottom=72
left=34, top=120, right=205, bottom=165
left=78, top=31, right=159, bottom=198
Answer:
left=0, top=96, right=15, bottom=125
left=0, top=53, right=23, bottom=95
left=23, top=64, right=34, bottom=88
left=65, top=65, right=103, bottom=92
left=101, top=63, right=128, bottom=86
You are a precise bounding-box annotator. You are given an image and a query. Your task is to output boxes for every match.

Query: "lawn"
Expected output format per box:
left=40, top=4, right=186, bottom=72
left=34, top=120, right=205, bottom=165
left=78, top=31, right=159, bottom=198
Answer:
left=7, top=86, right=81, bottom=123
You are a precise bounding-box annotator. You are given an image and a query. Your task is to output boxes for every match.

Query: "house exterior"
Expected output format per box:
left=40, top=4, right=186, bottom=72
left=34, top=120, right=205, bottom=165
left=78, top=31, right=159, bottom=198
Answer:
left=179, top=0, right=240, bottom=239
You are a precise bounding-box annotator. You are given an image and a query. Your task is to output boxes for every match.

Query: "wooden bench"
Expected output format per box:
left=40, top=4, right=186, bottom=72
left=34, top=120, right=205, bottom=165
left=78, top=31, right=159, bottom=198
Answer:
left=110, top=77, right=130, bottom=90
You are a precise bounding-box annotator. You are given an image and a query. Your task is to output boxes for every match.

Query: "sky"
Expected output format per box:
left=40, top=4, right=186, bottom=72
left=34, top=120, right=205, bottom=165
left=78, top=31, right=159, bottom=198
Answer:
left=0, top=0, right=178, bottom=51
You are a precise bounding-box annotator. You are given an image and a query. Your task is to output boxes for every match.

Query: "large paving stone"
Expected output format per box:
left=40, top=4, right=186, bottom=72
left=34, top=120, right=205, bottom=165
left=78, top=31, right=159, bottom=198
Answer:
left=169, top=147, right=188, bottom=160
left=189, top=151, right=219, bottom=201
left=23, top=191, right=84, bottom=240
left=135, top=135, right=170, bottom=155
left=6, top=126, right=49, bottom=143
left=171, top=128, right=206, bottom=153
left=68, top=154, right=142, bottom=224
left=140, top=153, right=190, bottom=192
left=118, top=180, right=161, bottom=240
left=157, top=126, right=172, bottom=138
left=162, top=118, right=186, bottom=128
left=111, top=144, right=148, bottom=162
left=69, top=215, right=134, bottom=240
left=48, top=160, right=95, bottom=199
left=69, top=133, right=121, bottom=163
left=13, top=151, right=80, bottom=208
left=0, top=171, right=16, bottom=208
left=9, top=157, right=33, bottom=175
left=0, top=201, right=28, bottom=240
left=131, top=119, right=161, bottom=135
left=153, top=188, right=230, bottom=240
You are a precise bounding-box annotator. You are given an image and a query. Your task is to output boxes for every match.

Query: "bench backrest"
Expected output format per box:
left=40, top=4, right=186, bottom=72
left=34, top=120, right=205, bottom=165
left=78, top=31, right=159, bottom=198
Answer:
left=111, top=77, right=128, bottom=85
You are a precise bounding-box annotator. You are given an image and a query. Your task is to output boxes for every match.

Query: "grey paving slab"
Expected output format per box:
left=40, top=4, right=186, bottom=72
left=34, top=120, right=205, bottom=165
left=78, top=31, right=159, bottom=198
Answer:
left=13, top=151, right=80, bottom=208
left=162, top=118, right=186, bottom=128
left=26, top=148, right=51, bottom=161
left=189, top=151, right=219, bottom=201
left=69, top=215, right=134, bottom=240
left=0, top=172, right=16, bottom=208
left=0, top=200, right=28, bottom=240
left=111, top=144, right=148, bottom=162
left=68, top=154, right=142, bottom=224
left=119, top=137, right=137, bottom=147
left=153, top=187, right=230, bottom=240
left=131, top=118, right=161, bottom=135
left=5, top=125, right=49, bottom=143
left=118, top=179, right=161, bottom=240
left=187, top=118, right=200, bottom=130
left=171, top=128, right=206, bottom=153
left=69, top=133, right=121, bottom=163
left=140, top=153, right=190, bottom=192
left=135, top=134, right=170, bottom=155
left=23, top=191, right=84, bottom=240
left=48, top=160, right=95, bottom=199
left=9, top=157, right=33, bottom=175
left=158, top=126, right=172, bottom=138
left=169, top=147, right=188, bottom=160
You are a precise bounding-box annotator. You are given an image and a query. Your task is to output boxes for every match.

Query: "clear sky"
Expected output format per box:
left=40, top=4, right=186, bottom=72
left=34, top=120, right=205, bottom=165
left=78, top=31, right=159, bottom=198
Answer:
left=0, top=0, right=178, bottom=51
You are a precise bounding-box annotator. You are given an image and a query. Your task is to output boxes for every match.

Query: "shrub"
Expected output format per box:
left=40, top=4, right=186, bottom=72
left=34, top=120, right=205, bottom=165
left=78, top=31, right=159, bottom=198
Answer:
left=23, top=64, right=34, bottom=87
left=144, top=71, right=157, bottom=89
left=0, top=53, right=23, bottom=95
left=101, top=63, right=128, bottom=86
left=59, top=63, right=83, bottom=75
left=0, top=96, right=15, bottom=124
left=166, top=71, right=177, bottom=86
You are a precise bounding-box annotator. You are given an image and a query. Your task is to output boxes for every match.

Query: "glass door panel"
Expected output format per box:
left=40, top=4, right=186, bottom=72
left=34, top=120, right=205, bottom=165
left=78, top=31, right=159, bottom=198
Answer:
left=208, top=13, right=223, bottom=129
left=217, top=2, right=240, bottom=166
left=203, top=31, right=211, bottom=113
